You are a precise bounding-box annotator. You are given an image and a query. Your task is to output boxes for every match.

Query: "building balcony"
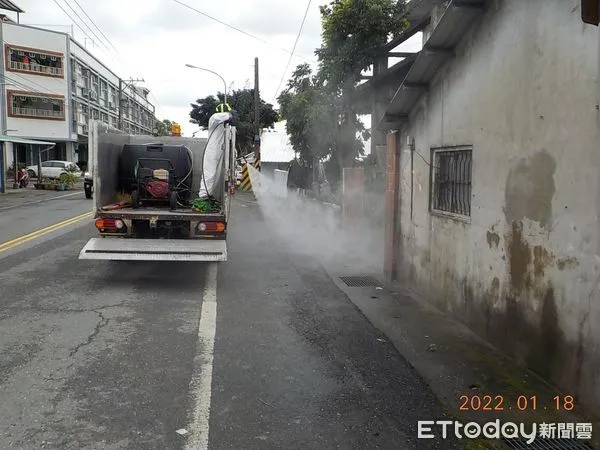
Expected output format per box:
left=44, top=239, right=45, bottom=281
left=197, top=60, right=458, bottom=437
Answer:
left=8, top=60, right=64, bottom=77
left=11, top=106, right=65, bottom=120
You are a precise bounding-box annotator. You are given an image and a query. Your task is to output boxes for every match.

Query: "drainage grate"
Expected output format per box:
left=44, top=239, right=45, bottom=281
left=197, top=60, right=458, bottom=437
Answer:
left=339, top=276, right=381, bottom=287
left=503, top=439, right=594, bottom=449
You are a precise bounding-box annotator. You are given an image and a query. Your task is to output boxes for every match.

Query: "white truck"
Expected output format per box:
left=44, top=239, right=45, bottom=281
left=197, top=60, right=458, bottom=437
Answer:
left=78, top=112, right=236, bottom=261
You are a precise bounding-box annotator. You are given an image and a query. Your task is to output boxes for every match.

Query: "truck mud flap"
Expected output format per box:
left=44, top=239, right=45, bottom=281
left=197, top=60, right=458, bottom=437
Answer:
left=79, top=238, right=227, bottom=261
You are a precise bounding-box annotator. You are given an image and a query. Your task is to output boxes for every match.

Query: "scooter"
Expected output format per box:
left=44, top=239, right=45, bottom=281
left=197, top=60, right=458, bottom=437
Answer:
left=84, top=171, right=93, bottom=198
left=17, top=168, right=28, bottom=188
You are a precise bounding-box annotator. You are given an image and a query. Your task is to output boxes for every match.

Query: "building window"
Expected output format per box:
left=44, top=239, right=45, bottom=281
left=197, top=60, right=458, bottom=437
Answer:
left=5, top=44, right=64, bottom=77
left=99, top=80, right=108, bottom=106
left=7, top=90, right=66, bottom=120
left=431, top=146, right=472, bottom=217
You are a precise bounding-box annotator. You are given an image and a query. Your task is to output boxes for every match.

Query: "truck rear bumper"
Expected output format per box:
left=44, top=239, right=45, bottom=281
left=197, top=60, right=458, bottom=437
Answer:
left=79, top=238, right=227, bottom=261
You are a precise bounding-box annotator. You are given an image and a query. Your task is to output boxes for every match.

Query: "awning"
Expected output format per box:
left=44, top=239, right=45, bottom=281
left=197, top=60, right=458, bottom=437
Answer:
left=0, top=0, right=24, bottom=13
left=378, top=0, right=488, bottom=130
left=0, top=135, right=55, bottom=146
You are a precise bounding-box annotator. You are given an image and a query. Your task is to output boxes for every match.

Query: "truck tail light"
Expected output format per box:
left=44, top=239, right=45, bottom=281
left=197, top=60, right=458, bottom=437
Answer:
left=198, top=222, right=225, bottom=233
left=95, top=218, right=126, bottom=232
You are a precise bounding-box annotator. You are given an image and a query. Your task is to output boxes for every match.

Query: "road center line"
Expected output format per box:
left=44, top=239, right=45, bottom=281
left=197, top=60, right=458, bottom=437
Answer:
left=185, top=262, right=218, bottom=450
left=0, top=211, right=93, bottom=253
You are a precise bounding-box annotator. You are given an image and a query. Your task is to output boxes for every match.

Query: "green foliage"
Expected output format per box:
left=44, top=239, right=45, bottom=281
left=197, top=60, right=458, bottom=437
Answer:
left=154, top=118, right=175, bottom=136
left=278, top=63, right=369, bottom=174
left=189, top=88, right=278, bottom=154
left=280, top=0, right=408, bottom=187
left=278, top=64, right=335, bottom=164
left=317, top=0, right=409, bottom=90
left=192, top=198, right=221, bottom=212
left=59, top=171, right=79, bottom=185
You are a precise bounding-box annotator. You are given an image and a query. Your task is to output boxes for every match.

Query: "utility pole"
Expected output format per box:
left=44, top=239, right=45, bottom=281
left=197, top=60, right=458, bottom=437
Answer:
left=254, top=57, right=260, bottom=171
left=118, top=77, right=144, bottom=131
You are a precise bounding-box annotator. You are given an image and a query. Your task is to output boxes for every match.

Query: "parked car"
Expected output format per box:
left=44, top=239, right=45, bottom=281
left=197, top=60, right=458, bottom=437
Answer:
left=26, top=160, right=80, bottom=179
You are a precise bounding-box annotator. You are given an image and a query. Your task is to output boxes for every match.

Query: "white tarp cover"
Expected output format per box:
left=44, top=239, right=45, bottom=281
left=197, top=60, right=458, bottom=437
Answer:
left=199, top=112, right=231, bottom=199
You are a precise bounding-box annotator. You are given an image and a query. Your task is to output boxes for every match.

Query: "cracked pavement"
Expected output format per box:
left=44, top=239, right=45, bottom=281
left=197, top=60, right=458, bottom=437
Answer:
left=0, top=193, right=458, bottom=449
left=68, top=310, right=110, bottom=357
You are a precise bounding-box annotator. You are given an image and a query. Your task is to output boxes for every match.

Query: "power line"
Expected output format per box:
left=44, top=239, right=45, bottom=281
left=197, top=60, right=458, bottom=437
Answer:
left=3, top=72, right=62, bottom=96
left=52, top=0, right=96, bottom=48
left=70, top=0, right=121, bottom=55
left=50, top=0, right=137, bottom=86
left=21, top=24, right=72, bottom=27
left=172, top=0, right=264, bottom=44
left=272, top=0, right=312, bottom=103
left=172, top=0, right=265, bottom=43
left=172, top=0, right=315, bottom=63
left=0, top=74, right=52, bottom=96
left=61, top=0, right=107, bottom=50
left=59, top=0, right=157, bottom=111
left=51, top=0, right=184, bottom=122
left=52, top=0, right=122, bottom=72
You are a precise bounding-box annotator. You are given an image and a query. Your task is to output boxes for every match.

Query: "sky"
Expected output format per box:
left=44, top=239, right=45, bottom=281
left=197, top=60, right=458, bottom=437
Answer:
left=6, top=0, right=422, bottom=137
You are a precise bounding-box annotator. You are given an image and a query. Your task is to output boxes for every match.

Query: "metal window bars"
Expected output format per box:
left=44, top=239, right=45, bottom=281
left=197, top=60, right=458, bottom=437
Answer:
left=432, top=148, right=472, bottom=216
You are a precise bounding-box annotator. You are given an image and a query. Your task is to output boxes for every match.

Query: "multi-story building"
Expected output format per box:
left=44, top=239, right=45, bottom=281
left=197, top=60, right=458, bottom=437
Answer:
left=0, top=19, right=155, bottom=169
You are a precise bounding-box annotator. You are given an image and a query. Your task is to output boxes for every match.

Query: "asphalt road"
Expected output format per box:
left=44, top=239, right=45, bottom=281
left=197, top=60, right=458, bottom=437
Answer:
left=0, top=190, right=91, bottom=246
left=0, top=193, right=458, bottom=449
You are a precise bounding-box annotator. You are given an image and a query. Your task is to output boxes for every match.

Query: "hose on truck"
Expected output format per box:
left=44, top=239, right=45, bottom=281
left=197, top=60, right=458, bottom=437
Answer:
left=174, top=147, right=194, bottom=207
left=170, top=121, right=224, bottom=209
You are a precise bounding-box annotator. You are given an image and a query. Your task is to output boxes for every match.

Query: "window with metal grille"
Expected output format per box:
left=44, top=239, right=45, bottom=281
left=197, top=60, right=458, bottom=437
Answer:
left=431, top=146, right=472, bottom=217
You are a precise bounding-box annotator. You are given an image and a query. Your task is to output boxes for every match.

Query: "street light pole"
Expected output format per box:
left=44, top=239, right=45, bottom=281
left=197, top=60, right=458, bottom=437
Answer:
left=185, top=64, right=227, bottom=105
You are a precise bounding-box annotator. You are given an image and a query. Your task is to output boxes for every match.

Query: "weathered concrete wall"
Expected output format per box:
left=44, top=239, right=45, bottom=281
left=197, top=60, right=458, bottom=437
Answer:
left=398, top=0, right=600, bottom=409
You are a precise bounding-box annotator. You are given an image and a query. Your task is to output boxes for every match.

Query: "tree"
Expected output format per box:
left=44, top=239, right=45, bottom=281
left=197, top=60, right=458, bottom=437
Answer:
left=154, top=118, right=175, bottom=136
left=278, top=64, right=336, bottom=164
left=279, top=0, right=409, bottom=189
left=316, top=0, right=409, bottom=90
left=189, top=89, right=278, bottom=154
left=278, top=60, right=369, bottom=187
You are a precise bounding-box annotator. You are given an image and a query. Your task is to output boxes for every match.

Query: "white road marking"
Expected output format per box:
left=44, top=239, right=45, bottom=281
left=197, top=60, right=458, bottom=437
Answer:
left=185, top=262, right=218, bottom=450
